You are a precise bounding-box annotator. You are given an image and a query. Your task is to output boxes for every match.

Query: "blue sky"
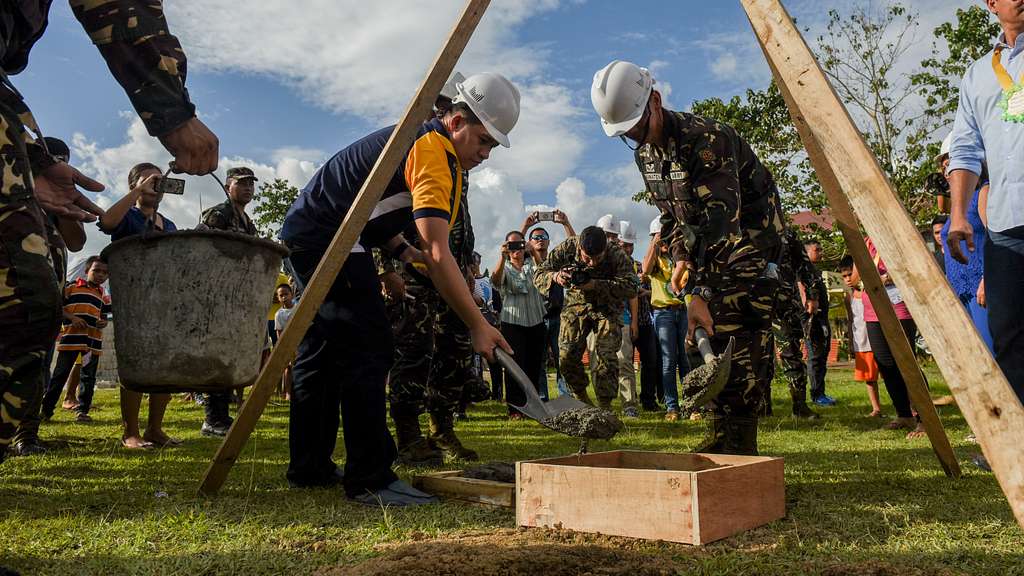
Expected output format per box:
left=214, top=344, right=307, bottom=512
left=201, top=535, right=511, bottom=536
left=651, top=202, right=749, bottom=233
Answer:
left=15, top=0, right=971, bottom=269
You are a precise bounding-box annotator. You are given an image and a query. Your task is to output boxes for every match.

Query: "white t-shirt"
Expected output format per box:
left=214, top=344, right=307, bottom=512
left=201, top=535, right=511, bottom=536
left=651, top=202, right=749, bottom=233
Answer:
left=850, top=294, right=871, bottom=353
left=275, top=305, right=295, bottom=332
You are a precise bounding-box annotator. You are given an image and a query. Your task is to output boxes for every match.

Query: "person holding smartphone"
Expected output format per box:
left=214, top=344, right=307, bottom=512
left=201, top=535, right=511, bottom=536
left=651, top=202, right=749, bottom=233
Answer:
left=491, top=230, right=547, bottom=417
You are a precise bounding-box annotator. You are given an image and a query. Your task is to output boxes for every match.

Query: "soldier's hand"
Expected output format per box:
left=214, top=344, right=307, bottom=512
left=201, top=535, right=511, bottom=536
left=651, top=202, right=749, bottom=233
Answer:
left=161, top=117, right=219, bottom=175
left=686, top=295, right=714, bottom=343
left=555, top=270, right=571, bottom=287
left=380, top=271, right=405, bottom=299
left=34, top=162, right=105, bottom=222
left=471, top=323, right=511, bottom=362
left=805, top=298, right=818, bottom=315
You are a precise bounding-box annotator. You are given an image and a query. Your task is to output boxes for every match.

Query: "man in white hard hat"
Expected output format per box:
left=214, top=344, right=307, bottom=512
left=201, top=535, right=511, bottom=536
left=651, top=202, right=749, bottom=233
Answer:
left=596, top=214, right=620, bottom=243
left=280, top=72, right=520, bottom=504
left=592, top=60, right=785, bottom=455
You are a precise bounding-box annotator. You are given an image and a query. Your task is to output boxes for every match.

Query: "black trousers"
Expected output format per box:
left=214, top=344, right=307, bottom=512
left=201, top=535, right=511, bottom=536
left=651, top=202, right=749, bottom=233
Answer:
left=42, top=350, right=98, bottom=416
left=865, top=319, right=918, bottom=418
left=500, top=321, right=546, bottom=413
left=636, top=322, right=661, bottom=405
left=286, top=248, right=398, bottom=496
left=204, top=392, right=231, bottom=427
left=986, top=229, right=1024, bottom=404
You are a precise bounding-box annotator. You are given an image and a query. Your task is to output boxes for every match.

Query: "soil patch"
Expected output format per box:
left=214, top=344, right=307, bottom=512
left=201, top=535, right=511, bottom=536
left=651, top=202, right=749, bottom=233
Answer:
left=317, top=528, right=689, bottom=576
left=461, top=462, right=515, bottom=483
left=540, top=407, right=623, bottom=440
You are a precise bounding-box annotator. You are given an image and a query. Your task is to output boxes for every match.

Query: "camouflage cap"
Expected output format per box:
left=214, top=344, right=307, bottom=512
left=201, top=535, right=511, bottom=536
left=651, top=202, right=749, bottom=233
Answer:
left=226, top=166, right=258, bottom=182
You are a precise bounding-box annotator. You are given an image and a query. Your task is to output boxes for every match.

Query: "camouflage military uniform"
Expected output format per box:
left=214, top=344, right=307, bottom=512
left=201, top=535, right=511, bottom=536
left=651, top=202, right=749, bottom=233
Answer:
left=770, top=228, right=827, bottom=417
left=0, top=1, right=197, bottom=457
left=535, top=237, right=638, bottom=408
left=635, top=111, right=784, bottom=454
left=199, top=200, right=258, bottom=235
left=382, top=173, right=480, bottom=462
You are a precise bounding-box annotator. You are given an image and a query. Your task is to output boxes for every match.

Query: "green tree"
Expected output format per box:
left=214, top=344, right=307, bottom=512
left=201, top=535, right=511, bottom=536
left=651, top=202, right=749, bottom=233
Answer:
left=911, top=5, right=1001, bottom=150
left=251, top=178, right=300, bottom=237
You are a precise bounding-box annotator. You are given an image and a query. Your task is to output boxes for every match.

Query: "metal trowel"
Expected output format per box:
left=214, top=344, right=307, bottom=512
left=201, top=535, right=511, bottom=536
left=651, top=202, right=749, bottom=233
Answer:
left=494, top=348, right=592, bottom=428
left=679, top=327, right=735, bottom=414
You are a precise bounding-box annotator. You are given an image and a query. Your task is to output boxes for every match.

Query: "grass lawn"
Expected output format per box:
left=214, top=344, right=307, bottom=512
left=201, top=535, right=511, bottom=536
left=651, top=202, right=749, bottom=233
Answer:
left=1, top=363, right=1020, bottom=575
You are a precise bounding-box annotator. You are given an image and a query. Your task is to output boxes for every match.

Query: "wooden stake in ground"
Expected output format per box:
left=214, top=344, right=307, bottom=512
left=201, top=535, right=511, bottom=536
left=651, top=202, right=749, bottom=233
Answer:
left=199, top=0, right=492, bottom=496
left=742, top=0, right=1024, bottom=527
left=749, top=26, right=959, bottom=479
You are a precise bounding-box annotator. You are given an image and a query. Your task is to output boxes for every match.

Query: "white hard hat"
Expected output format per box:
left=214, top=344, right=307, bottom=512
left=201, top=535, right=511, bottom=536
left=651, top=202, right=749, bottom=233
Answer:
left=934, top=132, right=952, bottom=163
left=452, top=72, right=521, bottom=148
left=591, top=60, right=654, bottom=138
left=620, top=220, right=636, bottom=244
left=440, top=71, right=466, bottom=101
left=649, top=216, right=661, bottom=236
left=596, top=214, right=619, bottom=235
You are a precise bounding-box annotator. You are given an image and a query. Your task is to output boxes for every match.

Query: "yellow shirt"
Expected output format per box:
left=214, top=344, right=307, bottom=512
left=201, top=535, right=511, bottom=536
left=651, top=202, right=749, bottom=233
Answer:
left=649, top=255, right=685, bottom=308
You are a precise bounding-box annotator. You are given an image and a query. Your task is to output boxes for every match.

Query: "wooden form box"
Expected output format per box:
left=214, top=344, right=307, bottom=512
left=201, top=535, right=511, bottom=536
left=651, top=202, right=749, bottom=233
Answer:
left=412, top=471, right=515, bottom=508
left=516, top=450, right=784, bottom=544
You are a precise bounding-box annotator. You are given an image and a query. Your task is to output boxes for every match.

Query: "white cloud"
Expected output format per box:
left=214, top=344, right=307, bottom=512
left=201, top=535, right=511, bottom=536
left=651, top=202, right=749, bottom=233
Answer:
left=67, top=114, right=320, bottom=273
left=710, top=53, right=738, bottom=80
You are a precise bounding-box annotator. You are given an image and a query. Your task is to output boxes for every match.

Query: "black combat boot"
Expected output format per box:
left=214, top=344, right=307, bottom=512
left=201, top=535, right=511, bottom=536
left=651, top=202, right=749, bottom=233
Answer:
left=791, top=399, right=821, bottom=419
left=428, top=411, right=478, bottom=461
left=693, top=415, right=728, bottom=453
left=391, top=405, right=442, bottom=467
left=722, top=416, right=759, bottom=455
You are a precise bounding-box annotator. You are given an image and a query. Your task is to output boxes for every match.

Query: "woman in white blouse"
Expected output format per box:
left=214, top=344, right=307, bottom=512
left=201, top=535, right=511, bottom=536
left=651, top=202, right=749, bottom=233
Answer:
left=491, top=230, right=548, bottom=418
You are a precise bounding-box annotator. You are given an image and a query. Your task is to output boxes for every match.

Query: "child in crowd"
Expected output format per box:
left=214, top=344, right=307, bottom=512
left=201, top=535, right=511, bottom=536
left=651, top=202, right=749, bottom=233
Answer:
left=274, top=283, right=296, bottom=401
left=839, top=257, right=883, bottom=418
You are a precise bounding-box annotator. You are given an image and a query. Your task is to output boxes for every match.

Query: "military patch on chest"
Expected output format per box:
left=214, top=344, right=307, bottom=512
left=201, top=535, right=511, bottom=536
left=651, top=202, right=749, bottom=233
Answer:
left=699, top=149, right=715, bottom=164
left=645, top=162, right=657, bottom=172
left=644, top=173, right=663, bottom=181
left=669, top=171, right=687, bottom=180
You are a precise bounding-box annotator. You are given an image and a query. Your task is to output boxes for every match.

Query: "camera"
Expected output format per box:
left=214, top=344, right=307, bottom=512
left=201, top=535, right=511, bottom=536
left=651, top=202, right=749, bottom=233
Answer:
left=561, top=263, right=591, bottom=287
left=156, top=177, right=185, bottom=195
left=925, top=172, right=950, bottom=197
left=507, top=240, right=526, bottom=251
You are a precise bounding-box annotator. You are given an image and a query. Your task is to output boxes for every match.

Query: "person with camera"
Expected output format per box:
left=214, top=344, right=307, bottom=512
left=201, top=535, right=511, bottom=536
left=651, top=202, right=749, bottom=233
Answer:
left=521, top=209, right=575, bottom=398
left=535, top=226, right=638, bottom=410
left=98, top=162, right=180, bottom=449
left=491, top=230, right=548, bottom=417
left=592, top=60, right=784, bottom=454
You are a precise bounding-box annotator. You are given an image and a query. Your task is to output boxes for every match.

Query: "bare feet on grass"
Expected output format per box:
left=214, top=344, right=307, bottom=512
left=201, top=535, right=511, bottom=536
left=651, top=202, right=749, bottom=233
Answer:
left=121, top=435, right=154, bottom=449
left=906, top=423, right=927, bottom=440
left=866, top=410, right=884, bottom=418
left=143, top=429, right=183, bottom=447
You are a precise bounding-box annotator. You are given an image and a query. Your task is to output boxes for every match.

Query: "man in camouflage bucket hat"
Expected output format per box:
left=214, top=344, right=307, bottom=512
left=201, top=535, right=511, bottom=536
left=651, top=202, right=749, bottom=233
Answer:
left=0, top=0, right=219, bottom=463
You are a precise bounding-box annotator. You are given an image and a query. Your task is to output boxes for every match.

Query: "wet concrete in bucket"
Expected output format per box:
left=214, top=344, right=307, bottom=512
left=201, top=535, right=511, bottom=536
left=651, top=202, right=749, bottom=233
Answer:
left=540, top=407, right=623, bottom=440
left=461, top=462, right=515, bottom=483
left=679, top=356, right=723, bottom=412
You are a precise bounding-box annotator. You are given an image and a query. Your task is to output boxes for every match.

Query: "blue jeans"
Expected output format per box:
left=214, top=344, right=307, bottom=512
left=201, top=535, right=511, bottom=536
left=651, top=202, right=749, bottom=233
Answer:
left=986, top=228, right=1024, bottom=404
left=652, top=307, right=690, bottom=411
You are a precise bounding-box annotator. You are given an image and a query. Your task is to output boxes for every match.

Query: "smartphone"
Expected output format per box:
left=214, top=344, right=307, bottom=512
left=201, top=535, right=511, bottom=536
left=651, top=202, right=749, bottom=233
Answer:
left=507, top=240, right=526, bottom=251
left=536, top=211, right=555, bottom=222
left=156, top=177, right=185, bottom=195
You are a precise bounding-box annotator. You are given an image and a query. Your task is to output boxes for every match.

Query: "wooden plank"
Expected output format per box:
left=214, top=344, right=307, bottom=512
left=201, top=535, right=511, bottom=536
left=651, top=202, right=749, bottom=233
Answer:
left=412, top=471, right=514, bottom=508
left=695, top=457, right=785, bottom=544
left=742, top=0, right=1024, bottom=527
left=197, top=0, right=492, bottom=496
left=744, top=16, right=960, bottom=479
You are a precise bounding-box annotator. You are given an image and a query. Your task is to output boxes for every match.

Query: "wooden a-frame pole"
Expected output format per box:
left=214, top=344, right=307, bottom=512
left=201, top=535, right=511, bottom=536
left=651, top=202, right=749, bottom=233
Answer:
left=742, top=0, right=1024, bottom=526
left=749, top=18, right=959, bottom=479
left=199, top=0, right=492, bottom=496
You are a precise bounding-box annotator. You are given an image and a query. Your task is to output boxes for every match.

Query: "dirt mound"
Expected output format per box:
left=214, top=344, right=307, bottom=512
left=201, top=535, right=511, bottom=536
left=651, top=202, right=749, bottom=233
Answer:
left=318, top=528, right=685, bottom=576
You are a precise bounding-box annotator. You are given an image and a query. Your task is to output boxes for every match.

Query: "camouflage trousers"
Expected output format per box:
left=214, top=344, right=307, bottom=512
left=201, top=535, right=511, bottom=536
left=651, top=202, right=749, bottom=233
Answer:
left=705, top=260, right=778, bottom=418
left=386, top=285, right=476, bottom=415
left=0, top=102, right=63, bottom=454
left=560, top=307, right=621, bottom=404
left=770, top=283, right=810, bottom=402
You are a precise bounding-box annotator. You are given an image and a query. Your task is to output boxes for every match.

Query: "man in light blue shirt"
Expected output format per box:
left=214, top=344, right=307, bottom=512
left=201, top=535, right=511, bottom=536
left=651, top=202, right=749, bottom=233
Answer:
left=947, top=0, right=1024, bottom=405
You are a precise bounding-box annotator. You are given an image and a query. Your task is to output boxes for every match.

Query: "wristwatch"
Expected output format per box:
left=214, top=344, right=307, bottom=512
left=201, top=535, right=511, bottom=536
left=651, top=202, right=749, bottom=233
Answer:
left=691, top=285, right=714, bottom=302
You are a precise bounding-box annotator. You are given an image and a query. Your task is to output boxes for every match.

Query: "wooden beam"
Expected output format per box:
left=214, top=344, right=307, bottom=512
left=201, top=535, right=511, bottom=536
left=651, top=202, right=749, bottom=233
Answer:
left=750, top=24, right=960, bottom=478
left=742, top=0, right=1024, bottom=526
left=198, top=0, right=492, bottom=496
